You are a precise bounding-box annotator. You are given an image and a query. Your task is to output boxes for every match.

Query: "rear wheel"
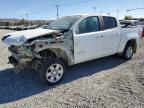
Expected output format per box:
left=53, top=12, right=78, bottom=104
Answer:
left=39, top=58, right=66, bottom=85
left=122, top=43, right=134, bottom=60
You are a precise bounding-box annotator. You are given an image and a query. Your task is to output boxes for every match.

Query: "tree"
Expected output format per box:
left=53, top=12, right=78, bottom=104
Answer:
left=124, top=16, right=133, bottom=20
left=139, top=18, right=144, bottom=22
left=18, top=18, right=27, bottom=25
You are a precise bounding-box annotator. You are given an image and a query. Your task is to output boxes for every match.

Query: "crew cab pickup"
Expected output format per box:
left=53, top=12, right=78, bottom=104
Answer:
left=2, top=15, right=143, bottom=85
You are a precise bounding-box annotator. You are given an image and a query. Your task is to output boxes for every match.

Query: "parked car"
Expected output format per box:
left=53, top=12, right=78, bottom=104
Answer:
left=2, top=15, right=143, bottom=85
left=9, top=26, right=19, bottom=30
left=0, top=26, right=4, bottom=29
left=120, top=20, right=141, bottom=27
left=120, top=20, right=143, bottom=39
left=39, top=25, right=48, bottom=29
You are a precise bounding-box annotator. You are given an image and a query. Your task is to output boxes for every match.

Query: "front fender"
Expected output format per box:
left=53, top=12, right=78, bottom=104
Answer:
left=33, top=38, right=74, bottom=65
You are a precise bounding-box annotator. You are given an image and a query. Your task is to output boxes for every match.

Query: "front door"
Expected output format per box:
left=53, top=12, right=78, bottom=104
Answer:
left=73, top=16, right=103, bottom=64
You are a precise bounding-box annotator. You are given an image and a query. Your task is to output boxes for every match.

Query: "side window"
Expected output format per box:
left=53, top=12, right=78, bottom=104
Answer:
left=136, top=21, right=141, bottom=25
left=135, top=21, right=138, bottom=26
left=132, top=22, right=136, bottom=26
left=78, top=17, right=100, bottom=34
left=103, top=16, right=117, bottom=29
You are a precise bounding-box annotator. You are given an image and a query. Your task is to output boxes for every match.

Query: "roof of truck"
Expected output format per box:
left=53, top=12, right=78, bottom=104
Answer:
left=72, top=14, right=114, bottom=17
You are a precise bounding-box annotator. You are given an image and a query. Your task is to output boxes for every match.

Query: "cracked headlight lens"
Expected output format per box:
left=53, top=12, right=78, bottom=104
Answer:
left=4, top=35, right=27, bottom=46
left=15, top=36, right=27, bottom=44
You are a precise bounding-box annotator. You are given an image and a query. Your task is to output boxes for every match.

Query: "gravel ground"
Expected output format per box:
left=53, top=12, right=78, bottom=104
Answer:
left=0, top=29, right=144, bottom=108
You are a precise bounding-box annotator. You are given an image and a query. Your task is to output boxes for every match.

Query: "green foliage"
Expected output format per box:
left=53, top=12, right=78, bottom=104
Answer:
left=139, top=18, right=144, bottom=22
left=18, top=18, right=27, bottom=25
left=124, top=16, right=133, bottom=20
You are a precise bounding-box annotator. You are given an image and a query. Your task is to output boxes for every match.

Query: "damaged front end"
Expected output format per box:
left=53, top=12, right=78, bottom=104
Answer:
left=7, top=45, right=35, bottom=72
left=3, top=28, right=73, bottom=72
left=2, top=15, right=82, bottom=72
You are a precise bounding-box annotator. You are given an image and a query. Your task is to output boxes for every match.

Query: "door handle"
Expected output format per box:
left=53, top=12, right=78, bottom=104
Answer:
left=96, top=36, right=103, bottom=38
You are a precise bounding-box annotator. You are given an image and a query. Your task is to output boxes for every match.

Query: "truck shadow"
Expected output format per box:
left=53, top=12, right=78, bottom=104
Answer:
left=0, top=55, right=127, bottom=104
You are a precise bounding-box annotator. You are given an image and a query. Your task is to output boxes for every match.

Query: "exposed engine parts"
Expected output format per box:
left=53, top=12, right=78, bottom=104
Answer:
left=7, top=30, right=74, bottom=72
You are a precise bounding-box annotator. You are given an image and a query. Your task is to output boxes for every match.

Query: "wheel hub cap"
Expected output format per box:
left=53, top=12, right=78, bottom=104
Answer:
left=46, top=64, right=64, bottom=83
left=126, top=47, right=133, bottom=58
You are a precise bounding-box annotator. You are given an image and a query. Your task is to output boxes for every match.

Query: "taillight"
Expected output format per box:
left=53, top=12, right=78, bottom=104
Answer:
left=142, top=31, right=144, bottom=39
left=141, top=32, right=142, bottom=39
left=141, top=28, right=144, bottom=39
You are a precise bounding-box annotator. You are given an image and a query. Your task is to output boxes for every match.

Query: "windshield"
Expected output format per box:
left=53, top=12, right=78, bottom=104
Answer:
left=46, top=15, right=81, bottom=30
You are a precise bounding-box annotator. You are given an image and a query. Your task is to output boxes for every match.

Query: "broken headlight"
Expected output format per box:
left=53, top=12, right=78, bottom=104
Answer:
left=3, top=35, right=27, bottom=46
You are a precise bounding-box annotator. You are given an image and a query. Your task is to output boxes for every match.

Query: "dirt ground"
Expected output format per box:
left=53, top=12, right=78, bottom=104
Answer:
left=0, top=29, right=144, bottom=108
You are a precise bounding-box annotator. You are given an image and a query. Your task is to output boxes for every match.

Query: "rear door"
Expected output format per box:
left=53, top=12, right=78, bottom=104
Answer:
left=102, top=16, right=121, bottom=56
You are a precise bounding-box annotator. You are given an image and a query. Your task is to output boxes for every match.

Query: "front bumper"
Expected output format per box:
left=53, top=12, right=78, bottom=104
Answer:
left=8, top=56, right=19, bottom=66
left=8, top=56, right=33, bottom=73
left=8, top=48, right=32, bottom=67
left=8, top=55, right=32, bottom=66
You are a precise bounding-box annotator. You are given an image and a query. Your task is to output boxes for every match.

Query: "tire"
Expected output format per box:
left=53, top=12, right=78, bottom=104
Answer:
left=39, top=58, right=66, bottom=85
left=122, top=43, right=134, bottom=60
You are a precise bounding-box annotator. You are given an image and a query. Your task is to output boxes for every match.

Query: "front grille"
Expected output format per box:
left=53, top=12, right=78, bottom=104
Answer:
left=9, top=46, right=20, bottom=54
left=8, top=56, right=19, bottom=65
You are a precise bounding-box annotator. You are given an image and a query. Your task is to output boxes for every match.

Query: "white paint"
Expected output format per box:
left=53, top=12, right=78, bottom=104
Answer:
left=2, top=15, right=143, bottom=65
left=3, top=28, right=57, bottom=45
left=73, top=16, right=143, bottom=64
left=74, top=31, right=103, bottom=63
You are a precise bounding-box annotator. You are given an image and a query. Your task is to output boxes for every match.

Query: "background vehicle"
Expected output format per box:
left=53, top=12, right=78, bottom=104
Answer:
left=120, top=20, right=143, bottom=39
left=2, top=15, right=143, bottom=85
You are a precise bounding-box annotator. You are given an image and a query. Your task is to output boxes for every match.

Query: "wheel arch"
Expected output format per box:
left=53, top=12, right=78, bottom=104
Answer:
left=125, top=39, right=137, bottom=53
left=38, top=48, right=73, bottom=65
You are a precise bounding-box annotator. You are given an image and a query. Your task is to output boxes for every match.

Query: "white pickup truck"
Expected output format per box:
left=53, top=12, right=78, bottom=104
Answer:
left=2, top=15, right=143, bottom=85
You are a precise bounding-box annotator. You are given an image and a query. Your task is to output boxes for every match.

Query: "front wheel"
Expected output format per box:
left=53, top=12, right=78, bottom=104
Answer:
left=39, top=58, right=66, bottom=85
left=122, top=43, right=134, bottom=60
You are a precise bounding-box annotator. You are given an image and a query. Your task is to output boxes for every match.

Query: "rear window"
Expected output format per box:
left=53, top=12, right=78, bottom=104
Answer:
left=135, top=21, right=141, bottom=25
left=103, top=16, right=117, bottom=29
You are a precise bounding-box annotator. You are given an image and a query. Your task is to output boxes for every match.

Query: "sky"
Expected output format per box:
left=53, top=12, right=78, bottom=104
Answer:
left=0, top=0, right=143, bottom=20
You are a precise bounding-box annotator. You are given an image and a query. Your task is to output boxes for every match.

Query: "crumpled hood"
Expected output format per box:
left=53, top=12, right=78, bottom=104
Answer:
left=2, top=28, right=58, bottom=46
